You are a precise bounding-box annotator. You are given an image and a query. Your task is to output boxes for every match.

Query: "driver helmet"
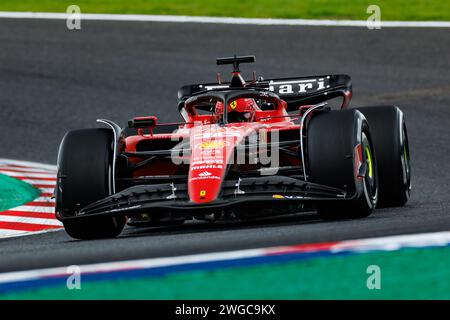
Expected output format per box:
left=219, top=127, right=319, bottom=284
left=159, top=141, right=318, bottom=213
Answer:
left=215, top=98, right=257, bottom=122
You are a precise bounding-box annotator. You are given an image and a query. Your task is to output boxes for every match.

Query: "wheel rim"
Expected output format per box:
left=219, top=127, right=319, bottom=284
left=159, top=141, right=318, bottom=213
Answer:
left=401, top=123, right=411, bottom=197
left=362, top=132, right=378, bottom=205
left=365, top=146, right=374, bottom=179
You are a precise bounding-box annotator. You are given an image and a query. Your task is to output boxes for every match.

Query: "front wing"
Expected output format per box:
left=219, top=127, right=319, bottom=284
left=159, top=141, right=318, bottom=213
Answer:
left=57, top=176, right=357, bottom=221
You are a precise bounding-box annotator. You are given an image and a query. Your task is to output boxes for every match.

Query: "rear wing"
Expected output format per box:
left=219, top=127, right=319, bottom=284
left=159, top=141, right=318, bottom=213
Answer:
left=178, top=74, right=352, bottom=110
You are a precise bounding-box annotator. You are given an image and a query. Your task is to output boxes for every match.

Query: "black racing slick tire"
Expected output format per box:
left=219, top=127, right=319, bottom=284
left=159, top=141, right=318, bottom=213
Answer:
left=307, top=109, right=378, bottom=220
left=356, top=106, right=411, bottom=207
left=55, top=128, right=126, bottom=240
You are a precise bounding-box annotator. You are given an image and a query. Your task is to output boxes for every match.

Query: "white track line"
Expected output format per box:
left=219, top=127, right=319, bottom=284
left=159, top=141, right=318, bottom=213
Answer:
left=32, top=197, right=55, bottom=203
left=0, top=12, right=449, bottom=28
left=0, top=159, right=56, bottom=171
left=0, top=229, right=27, bottom=238
left=0, top=228, right=61, bottom=240
left=0, top=171, right=56, bottom=179
left=21, top=180, right=55, bottom=186
left=0, top=231, right=448, bottom=284
left=0, top=248, right=268, bottom=284
left=0, top=168, right=53, bottom=174
left=333, top=231, right=450, bottom=252
left=0, top=215, right=62, bottom=226
left=37, top=188, right=55, bottom=194
left=10, top=206, right=55, bottom=213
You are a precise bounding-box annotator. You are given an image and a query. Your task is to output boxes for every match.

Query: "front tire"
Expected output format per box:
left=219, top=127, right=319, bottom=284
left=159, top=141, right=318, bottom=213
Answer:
left=56, top=128, right=125, bottom=239
left=307, top=109, right=378, bottom=220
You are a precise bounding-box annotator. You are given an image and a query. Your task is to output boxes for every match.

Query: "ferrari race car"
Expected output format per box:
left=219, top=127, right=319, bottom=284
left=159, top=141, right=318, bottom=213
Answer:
left=55, top=55, right=411, bottom=239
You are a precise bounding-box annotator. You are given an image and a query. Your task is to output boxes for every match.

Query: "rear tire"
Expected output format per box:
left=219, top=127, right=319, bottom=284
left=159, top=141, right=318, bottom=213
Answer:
left=307, top=109, right=378, bottom=220
left=357, top=106, right=411, bottom=207
left=56, top=128, right=125, bottom=240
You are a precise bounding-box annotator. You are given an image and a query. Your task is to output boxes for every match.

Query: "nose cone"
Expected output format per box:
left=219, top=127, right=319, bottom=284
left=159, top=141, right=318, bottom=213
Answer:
left=188, top=123, right=248, bottom=203
left=189, top=161, right=225, bottom=203
left=188, top=124, right=261, bottom=203
left=188, top=137, right=230, bottom=203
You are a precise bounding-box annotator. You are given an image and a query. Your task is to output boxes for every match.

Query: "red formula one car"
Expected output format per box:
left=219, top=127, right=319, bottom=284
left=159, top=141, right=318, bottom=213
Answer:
left=55, top=55, right=411, bottom=239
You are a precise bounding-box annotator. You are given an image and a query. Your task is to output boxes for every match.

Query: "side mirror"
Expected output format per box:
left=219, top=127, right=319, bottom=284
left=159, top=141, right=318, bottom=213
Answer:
left=128, top=116, right=158, bottom=135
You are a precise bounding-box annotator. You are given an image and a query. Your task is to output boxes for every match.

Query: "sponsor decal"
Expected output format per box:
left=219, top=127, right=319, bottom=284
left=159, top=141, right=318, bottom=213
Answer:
left=230, top=101, right=237, bottom=109
left=190, top=176, right=221, bottom=181
left=272, top=194, right=304, bottom=200
left=197, top=140, right=228, bottom=149
left=191, top=164, right=223, bottom=170
left=269, top=78, right=327, bottom=95
left=198, top=171, right=212, bottom=177
left=191, top=159, right=224, bottom=166
left=284, top=195, right=304, bottom=199
left=199, top=190, right=206, bottom=199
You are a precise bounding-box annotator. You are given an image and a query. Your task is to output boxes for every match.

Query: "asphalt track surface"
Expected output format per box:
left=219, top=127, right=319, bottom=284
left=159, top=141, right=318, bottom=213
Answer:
left=0, top=19, right=449, bottom=272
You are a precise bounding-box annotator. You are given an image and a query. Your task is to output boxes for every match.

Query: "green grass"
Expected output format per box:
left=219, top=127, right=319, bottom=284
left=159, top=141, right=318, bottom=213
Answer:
left=0, top=173, right=40, bottom=211
left=0, top=0, right=449, bottom=21
left=2, top=246, right=449, bottom=299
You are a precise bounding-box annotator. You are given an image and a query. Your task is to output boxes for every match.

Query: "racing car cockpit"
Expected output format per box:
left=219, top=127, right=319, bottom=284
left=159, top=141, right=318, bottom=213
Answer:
left=181, top=90, right=286, bottom=125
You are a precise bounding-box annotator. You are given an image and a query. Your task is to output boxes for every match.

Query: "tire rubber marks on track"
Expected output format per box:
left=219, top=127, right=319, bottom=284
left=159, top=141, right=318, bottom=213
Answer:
left=0, top=159, right=61, bottom=239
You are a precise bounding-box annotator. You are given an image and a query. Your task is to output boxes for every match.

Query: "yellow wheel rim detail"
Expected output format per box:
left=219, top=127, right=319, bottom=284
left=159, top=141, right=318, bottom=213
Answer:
left=365, top=146, right=373, bottom=178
